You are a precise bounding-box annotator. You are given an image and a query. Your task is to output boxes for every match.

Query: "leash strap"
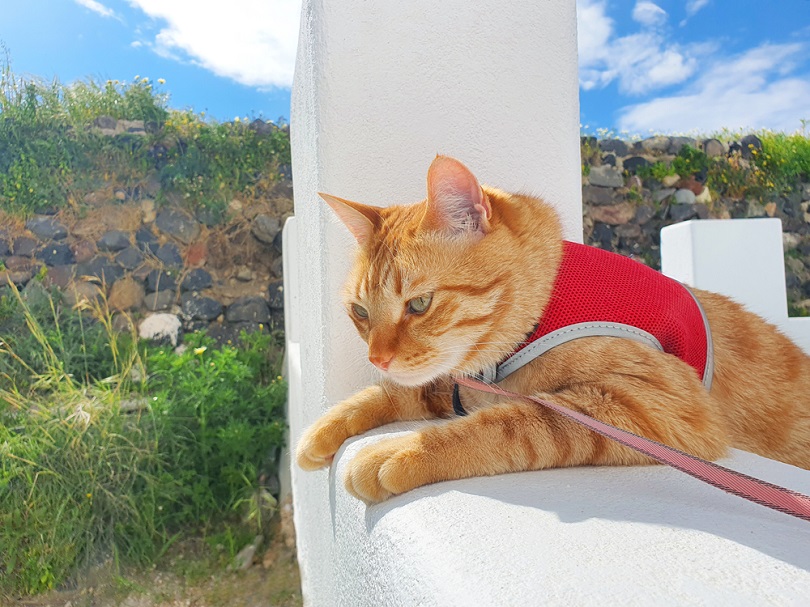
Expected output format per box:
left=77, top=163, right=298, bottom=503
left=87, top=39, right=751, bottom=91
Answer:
left=455, top=376, right=810, bottom=523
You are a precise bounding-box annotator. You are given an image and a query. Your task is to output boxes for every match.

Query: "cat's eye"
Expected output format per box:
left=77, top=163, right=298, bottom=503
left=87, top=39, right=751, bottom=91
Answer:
left=407, top=293, right=433, bottom=315
left=351, top=303, right=369, bottom=319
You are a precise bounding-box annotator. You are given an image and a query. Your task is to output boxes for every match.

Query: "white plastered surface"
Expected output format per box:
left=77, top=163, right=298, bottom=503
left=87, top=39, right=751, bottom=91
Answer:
left=325, top=426, right=810, bottom=606
left=661, top=218, right=810, bottom=353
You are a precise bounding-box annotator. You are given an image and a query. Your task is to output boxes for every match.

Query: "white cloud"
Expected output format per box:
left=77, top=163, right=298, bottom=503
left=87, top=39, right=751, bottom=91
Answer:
left=632, top=1, right=667, bottom=28
left=686, top=0, right=711, bottom=17
left=75, top=0, right=117, bottom=19
left=577, top=0, right=699, bottom=95
left=680, top=0, right=711, bottom=26
left=618, top=43, right=810, bottom=133
left=577, top=0, right=613, bottom=70
left=127, top=0, right=302, bottom=88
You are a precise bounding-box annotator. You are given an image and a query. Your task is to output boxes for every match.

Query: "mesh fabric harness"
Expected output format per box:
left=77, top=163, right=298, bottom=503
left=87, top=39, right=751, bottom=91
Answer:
left=453, top=240, right=713, bottom=416
left=515, top=241, right=710, bottom=382
left=451, top=241, right=810, bottom=522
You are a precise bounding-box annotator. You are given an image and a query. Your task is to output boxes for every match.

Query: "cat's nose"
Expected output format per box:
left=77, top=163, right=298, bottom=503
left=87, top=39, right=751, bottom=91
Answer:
left=369, top=354, right=393, bottom=371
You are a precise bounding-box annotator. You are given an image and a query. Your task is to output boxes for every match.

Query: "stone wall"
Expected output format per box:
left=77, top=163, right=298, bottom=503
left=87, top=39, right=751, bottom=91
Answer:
left=2, top=133, right=807, bottom=348
left=580, top=134, right=810, bottom=315
left=0, top=115, right=293, bottom=347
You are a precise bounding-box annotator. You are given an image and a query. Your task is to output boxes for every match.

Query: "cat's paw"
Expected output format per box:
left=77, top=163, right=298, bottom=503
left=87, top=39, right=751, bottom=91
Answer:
left=343, top=434, right=426, bottom=504
left=296, top=418, right=349, bottom=471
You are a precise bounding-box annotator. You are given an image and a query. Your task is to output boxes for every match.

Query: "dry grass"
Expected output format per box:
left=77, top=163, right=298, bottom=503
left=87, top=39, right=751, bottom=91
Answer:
left=13, top=539, right=302, bottom=607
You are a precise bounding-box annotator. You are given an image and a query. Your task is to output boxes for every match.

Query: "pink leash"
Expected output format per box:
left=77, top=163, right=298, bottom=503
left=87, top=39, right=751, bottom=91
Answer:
left=456, top=376, right=810, bottom=523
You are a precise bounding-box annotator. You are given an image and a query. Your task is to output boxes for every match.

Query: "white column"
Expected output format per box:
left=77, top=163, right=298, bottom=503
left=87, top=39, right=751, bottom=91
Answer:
left=288, top=1, right=581, bottom=603
left=661, top=218, right=810, bottom=353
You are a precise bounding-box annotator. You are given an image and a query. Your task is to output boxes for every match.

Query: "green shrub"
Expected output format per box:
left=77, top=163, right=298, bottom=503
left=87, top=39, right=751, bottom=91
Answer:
left=706, top=153, right=761, bottom=199
left=755, top=131, right=810, bottom=193
left=637, top=146, right=709, bottom=183
left=672, top=145, right=709, bottom=179
left=637, top=161, right=677, bottom=181
left=160, top=113, right=291, bottom=219
left=142, top=331, right=286, bottom=527
left=0, top=289, right=287, bottom=597
left=701, top=128, right=810, bottom=199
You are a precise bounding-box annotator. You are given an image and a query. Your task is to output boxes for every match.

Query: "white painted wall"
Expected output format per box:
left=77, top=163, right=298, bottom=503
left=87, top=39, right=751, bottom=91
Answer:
left=289, top=1, right=581, bottom=604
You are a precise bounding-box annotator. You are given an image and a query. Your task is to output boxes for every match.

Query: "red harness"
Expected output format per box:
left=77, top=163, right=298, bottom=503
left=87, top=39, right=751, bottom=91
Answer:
left=453, top=243, right=810, bottom=523
left=453, top=241, right=713, bottom=415
left=504, top=241, right=712, bottom=383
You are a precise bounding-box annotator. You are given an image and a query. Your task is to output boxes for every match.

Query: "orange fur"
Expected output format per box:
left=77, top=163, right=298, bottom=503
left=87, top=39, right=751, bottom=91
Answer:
left=297, top=155, right=810, bottom=503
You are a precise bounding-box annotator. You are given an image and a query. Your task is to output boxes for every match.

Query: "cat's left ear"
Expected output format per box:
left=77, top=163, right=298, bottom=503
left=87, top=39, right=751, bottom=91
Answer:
left=319, top=192, right=381, bottom=246
left=423, top=155, right=492, bottom=237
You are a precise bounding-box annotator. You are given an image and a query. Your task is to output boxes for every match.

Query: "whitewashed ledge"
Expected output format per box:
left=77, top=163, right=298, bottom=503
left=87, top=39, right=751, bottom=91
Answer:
left=324, top=430, right=810, bottom=606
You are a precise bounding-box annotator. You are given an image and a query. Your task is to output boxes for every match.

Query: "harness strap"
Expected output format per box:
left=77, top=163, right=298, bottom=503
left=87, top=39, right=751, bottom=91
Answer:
left=456, top=376, right=810, bottom=523
left=452, top=383, right=468, bottom=416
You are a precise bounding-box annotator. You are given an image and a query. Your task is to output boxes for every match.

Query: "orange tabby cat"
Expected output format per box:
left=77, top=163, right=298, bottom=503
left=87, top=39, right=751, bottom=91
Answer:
left=296, top=155, right=810, bottom=504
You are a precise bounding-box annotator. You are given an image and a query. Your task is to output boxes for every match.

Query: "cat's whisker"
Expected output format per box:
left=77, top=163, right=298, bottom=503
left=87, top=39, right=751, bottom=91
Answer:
left=434, top=341, right=520, bottom=351
left=434, top=345, right=515, bottom=356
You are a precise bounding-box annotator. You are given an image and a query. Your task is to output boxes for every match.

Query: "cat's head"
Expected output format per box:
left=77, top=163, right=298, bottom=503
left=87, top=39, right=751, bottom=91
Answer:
left=322, top=155, right=561, bottom=387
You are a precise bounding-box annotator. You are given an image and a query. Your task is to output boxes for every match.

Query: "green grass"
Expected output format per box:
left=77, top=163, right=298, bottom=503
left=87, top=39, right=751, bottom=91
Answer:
left=0, top=286, right=287, bottom=597
left=0, top=52, right=290, bottom=217
left=0, top=284, right=128, bottom=391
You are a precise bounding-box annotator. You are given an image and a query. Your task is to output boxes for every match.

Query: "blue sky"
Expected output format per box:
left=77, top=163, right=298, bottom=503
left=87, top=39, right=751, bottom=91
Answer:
left=1, top=1, right=809, bottom=134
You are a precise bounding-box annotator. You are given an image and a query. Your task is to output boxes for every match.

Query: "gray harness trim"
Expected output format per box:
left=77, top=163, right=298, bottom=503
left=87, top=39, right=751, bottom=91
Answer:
left=490, top=303, right=715, bottom=389
left=463, top=300, right=715, bottom=416
left=686, top=289, right=715, bottom=390
left=494, top=322, right=663, bottom=382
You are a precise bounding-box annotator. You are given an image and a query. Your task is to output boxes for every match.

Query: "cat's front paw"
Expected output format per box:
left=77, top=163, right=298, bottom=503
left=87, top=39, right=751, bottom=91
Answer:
left=343, top=434, right=427, bottom=504
left=296, top=417, right=350, bottom=471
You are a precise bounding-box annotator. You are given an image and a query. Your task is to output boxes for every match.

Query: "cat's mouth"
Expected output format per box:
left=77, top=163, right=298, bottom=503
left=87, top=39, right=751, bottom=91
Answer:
left=383, top=367, right=440, bottom=387
left=379, top=353, right=466, bottom=387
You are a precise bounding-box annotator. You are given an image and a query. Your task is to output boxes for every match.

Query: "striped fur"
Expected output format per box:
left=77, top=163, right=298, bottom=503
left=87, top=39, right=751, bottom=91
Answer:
left=297, top=155, right=810, bottom=504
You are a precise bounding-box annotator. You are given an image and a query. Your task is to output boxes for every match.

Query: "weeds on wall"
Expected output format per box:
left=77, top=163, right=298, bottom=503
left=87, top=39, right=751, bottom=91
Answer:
left=0, top=53, right=290, bottom=217
left=160, top=112, right=291, bottom=222
left=755, top=131, right=810, bottom=194
left=633, top=136, right=809, bottom=201
left=0, top=285, right=287, bottom=597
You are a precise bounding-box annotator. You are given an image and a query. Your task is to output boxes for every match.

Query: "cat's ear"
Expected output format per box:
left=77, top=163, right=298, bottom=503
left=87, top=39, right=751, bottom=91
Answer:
left=424, top=155, right=491, bottom=237
left=319, top=192, right=380, bottom=246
